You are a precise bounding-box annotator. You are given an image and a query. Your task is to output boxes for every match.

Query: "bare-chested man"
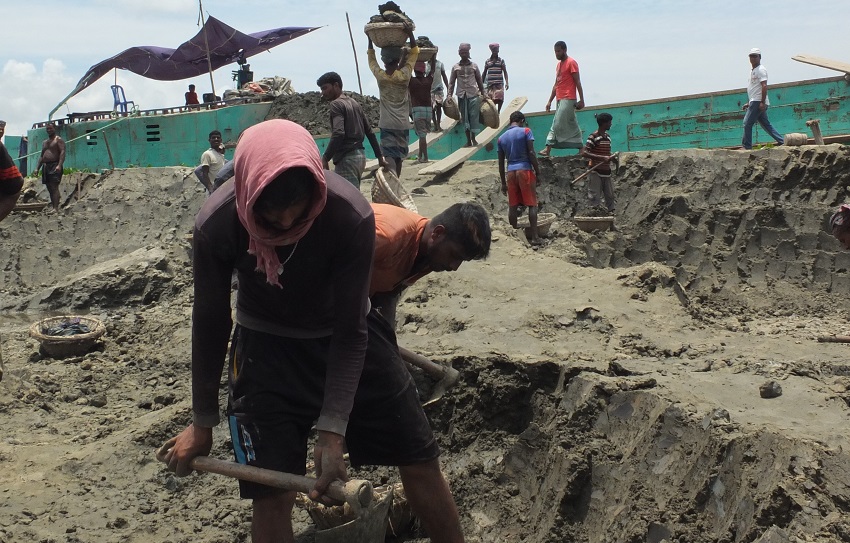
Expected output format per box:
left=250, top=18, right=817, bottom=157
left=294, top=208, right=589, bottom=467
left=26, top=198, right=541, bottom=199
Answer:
left=34, top=123, right=65, bottom=213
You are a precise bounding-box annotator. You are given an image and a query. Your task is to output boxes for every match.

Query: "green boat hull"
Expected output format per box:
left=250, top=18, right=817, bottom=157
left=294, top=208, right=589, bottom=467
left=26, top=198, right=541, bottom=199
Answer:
left=24, top=75, right=849, bottom=174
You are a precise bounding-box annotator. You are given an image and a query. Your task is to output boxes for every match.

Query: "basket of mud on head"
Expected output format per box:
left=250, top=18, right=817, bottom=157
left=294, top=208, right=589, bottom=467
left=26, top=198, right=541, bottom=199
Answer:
left=364, top=22, right=415, bottom=48
left=417, top=47, right=437, bottom=62
left=372, top=167, right=418, bottom=213
left=29, top=316, right=106, bottom=358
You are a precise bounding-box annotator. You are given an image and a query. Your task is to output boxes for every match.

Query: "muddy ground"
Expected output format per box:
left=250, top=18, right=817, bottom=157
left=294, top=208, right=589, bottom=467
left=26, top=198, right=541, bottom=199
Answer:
left=266, top=92, right=381, bottom=136
left=2, top=145, right=850, bottom=543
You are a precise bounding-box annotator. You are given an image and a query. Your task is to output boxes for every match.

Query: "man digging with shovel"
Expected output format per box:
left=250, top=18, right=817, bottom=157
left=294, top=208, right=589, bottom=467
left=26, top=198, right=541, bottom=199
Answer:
left=370, top=201, right=491, bottom=401
left=161, top=120, right=464, bottom=543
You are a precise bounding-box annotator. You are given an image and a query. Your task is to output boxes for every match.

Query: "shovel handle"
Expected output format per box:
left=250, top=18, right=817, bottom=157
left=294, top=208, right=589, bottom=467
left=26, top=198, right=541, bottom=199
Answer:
left=571, top=161, right=605, bottom=185
left=399, top=346, right=446, bottom=379
left=156, top=440, right=372, bottom=509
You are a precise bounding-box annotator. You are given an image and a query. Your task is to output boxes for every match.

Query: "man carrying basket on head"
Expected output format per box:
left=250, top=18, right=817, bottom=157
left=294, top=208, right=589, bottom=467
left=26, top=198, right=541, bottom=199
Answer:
left=368, top=28, right=419, bottom=177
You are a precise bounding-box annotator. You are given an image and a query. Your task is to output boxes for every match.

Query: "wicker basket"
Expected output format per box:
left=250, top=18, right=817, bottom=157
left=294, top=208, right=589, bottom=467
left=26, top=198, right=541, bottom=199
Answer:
left=417, top=47, right=437, bottom=61
left=29, top=316, right=106, bottom=358
left=364, top=22, right=414, bottom=48
left=443, top=96, right=460, bottom=121
left=372, top=168, right=418, bottom=213
left=479, top=97, right=499, bottom=129
left=573, top=216, right=614, bottom=232
left=516, top=212, right=557, bottom=236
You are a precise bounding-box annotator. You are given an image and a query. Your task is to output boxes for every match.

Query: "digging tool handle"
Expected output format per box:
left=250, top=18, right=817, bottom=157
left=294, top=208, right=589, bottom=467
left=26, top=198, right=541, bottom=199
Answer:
left=817, top=335, right=850, bottom=343
left=155, top=442, right=372, bottom=508
left=571, top=161, right=605, bottom=185
left=399, top=346, right=447, bottom=379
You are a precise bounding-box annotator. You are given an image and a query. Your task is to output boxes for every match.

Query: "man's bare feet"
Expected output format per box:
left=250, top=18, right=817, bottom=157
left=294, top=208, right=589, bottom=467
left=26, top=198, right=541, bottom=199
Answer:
left=538, top=148, right=551, bottom=157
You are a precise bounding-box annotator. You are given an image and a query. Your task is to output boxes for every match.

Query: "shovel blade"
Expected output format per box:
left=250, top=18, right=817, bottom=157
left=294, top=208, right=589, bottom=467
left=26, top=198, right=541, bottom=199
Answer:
left=314, top=486, right=393, bottom=543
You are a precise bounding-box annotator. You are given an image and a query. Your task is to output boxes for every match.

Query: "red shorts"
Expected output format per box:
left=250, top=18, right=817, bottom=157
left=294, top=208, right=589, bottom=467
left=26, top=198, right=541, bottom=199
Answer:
left=506, top=169, right=538, bottom=207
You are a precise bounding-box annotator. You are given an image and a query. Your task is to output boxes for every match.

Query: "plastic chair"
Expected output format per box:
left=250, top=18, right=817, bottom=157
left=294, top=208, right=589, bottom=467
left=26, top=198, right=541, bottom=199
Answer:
left=110, top=85, right=135, bottom=113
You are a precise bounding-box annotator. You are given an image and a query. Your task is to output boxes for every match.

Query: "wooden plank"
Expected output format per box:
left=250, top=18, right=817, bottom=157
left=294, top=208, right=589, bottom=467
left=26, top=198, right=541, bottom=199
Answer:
left=792, top=54, right=850, bottom=75
left=363, top=118, right=459, bottom=173
left=13, top=202, right=49, bottom=212
left=418, top=96, right=528, bottom=176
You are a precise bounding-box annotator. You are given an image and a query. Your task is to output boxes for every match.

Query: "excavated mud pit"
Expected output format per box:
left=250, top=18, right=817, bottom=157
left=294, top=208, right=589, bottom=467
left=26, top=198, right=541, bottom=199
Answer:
left=2, top=146, right=850, bottom=542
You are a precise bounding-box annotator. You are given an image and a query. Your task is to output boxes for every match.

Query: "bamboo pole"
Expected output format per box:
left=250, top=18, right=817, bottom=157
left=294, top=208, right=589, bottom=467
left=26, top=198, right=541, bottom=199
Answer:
left=346, top=12, right=363, bottom=95
left=199, top=0, right=216, bottom=99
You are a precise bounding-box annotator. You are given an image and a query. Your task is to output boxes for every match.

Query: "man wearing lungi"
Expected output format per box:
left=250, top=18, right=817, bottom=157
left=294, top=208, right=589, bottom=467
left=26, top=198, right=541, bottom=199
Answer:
left=539, top=41, right=585, bottom=157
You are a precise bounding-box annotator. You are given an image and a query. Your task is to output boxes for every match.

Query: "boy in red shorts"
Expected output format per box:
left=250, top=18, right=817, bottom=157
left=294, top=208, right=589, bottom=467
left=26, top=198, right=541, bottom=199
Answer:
left=498, top=111, right=543, bottom=244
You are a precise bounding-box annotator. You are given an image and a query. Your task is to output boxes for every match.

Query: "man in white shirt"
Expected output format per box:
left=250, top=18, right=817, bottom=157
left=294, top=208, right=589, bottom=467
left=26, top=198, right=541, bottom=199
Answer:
left=196, top=130, right=226, bottom=193
left=742, top=48, right=784, bottom=150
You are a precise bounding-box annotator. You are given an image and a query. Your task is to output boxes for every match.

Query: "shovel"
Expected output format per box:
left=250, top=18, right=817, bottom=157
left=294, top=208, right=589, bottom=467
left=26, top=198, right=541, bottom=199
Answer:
left=571, top=152, right=620, bottom=185
left=398, top=346, right=460, bottom=404
left=156, top=439, right=391, bottom=542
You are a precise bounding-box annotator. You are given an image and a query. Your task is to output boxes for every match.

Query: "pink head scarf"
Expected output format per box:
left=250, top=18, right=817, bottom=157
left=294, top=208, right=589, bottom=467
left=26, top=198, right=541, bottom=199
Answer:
left=489, top=43, right=499, bottom=51
left=234, top=119, right=327, bottom=287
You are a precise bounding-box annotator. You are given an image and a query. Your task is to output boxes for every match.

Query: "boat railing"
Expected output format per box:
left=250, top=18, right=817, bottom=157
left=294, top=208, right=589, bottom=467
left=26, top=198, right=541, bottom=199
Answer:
left=32, top=93, right=274, bottom=129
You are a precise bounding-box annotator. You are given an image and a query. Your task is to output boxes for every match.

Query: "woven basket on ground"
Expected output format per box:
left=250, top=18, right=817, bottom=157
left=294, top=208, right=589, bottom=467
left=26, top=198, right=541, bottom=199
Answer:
left=443, top=96, right=460, bottom=121
left=364, top=22, right=414, bottom=48
left=29, top=316, right=106, bottom=358
left=573, top=215, right=614, bottom=232
left=417, top=47, right=437, bottom=61
left=516, top=212, right=557, bottom=236
left=372, top=168, right=418, bottom=213
left=479, top=97, right=499, bottom=129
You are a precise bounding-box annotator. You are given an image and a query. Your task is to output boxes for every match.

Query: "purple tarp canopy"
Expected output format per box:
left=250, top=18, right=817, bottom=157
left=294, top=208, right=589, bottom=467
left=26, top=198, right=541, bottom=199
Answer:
left=67, top=16, right=320, bottom=100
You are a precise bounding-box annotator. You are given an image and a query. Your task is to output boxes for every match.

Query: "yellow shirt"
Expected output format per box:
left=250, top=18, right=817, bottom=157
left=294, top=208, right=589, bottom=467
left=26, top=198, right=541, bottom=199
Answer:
left=368, top=46, right=419, bottom=130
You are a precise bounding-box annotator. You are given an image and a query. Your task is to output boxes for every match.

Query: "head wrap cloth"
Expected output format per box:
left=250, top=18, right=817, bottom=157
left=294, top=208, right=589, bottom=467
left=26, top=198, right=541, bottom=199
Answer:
left=234, top=119, right=327, bottom=287
left=830, top=204, right=850, bottom=232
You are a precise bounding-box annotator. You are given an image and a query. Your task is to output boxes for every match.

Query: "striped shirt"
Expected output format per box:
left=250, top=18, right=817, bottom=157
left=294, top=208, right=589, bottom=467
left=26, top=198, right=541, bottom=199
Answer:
left=483, top=57, right=506, bottom=88
left=585, top=130, right=612, bottom=175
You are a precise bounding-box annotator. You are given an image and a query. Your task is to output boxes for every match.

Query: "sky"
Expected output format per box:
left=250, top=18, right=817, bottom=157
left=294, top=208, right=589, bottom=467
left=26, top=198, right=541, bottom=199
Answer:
left=2, top=0, right=850, bottom=140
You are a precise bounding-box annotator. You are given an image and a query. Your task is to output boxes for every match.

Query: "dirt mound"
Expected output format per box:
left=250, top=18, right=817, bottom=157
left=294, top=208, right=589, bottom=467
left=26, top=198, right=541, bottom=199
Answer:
left=3, top=146, right=850, bottom=542
left=265, top=91, right=381, bottom=136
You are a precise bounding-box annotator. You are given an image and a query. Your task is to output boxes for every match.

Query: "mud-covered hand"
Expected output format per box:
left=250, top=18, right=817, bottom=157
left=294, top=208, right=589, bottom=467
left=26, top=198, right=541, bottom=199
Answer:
left=310, top=430, right=348, bottom=505
left=159, top=424, right=213, bottom=477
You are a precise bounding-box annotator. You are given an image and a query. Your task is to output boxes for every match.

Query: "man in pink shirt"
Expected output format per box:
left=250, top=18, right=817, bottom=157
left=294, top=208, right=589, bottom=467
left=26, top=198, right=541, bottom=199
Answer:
left=539, top=41, right=585, bottom=157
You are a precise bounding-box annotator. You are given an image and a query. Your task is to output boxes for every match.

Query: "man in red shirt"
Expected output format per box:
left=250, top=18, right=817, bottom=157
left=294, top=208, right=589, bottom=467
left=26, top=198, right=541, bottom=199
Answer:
left=185, top=84, right=200, bottom=106
left=539, top=41, right=585, bottom=157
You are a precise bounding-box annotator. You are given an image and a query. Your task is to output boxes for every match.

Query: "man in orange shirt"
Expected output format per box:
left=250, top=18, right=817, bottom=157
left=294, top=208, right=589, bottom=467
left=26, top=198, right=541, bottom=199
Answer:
left=539, top=41, right=585, bottom=157
left=370, top=202, right=491, bottom=327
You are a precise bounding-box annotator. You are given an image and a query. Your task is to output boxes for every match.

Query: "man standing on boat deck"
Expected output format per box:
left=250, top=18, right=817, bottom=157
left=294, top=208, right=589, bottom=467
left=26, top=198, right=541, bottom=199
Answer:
left=34, top=122, right=65, bottom=213
left=185, top=84, right=200, bottom=106
left=317, top=71, right=387, bottom=188
left=162, top=119, right=465, bottom=543
left=483, top=43, right=509, bottom=113
left=539, top=41, right=585, bottom=157
left=368, top=28, right=418, bottom=177
left=742, top=48, right=784, bottom=150
left=197, top=130, right=226, bottom=194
